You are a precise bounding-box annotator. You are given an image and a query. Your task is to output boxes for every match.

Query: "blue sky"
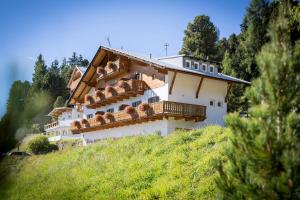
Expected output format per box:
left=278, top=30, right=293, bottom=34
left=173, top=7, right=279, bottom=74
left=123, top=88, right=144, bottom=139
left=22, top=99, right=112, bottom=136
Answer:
left=0, top=0, right=250, bottom=117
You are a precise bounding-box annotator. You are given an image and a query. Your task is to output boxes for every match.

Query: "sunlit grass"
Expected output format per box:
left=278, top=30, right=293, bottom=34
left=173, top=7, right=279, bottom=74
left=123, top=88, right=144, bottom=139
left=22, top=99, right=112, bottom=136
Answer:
left=0, top=126, right=229, bottom=200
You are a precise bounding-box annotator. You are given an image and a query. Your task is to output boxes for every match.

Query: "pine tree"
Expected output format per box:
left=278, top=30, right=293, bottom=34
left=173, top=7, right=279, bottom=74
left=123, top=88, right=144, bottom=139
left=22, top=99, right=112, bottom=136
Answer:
left=180, top=15, right=219, bottom=60
left=32, top=54, right=48, bottom=91
left=53, top=96, right=65, bottom=108
left=0, top=81, right=31, bottom=153
left=216, top=2, right=300, bottom=199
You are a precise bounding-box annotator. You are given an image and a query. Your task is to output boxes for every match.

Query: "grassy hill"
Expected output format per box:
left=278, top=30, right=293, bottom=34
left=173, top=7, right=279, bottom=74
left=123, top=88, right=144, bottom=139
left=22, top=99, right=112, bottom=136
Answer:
left=0, top=126, right=229, bottom=200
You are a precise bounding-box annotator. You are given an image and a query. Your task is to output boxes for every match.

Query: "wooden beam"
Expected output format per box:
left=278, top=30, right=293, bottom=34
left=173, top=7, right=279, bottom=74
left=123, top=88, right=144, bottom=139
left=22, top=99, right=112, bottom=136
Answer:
left=82, top=81, right=96, bottom=87
left=169, top=71, right=177, bottom=95
left=225, top=82, right=232, bottom=102
left=196, top=77, right=204, bottom=98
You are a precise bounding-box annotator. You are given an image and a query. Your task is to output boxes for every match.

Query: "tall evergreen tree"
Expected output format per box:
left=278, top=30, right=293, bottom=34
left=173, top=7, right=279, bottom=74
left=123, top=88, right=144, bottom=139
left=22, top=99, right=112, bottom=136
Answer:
left=0, top=81, right=31, bottom=153
left=53, top=96, right=65, bottom=108
left=216, top=1, right=300, bottom=199
left=180, top=15, right=219, bottom=60
left=31, top=54, right=48, bottom=91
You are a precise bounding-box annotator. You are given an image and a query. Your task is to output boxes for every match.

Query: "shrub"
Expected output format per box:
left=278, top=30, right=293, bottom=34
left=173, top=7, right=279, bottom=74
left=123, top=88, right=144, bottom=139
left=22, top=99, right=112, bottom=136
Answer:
left=27, top=136, right=58, bottom=154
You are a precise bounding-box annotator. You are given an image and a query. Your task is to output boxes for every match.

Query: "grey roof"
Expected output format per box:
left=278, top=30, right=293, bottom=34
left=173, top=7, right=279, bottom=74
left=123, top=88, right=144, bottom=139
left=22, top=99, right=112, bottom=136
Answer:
left=101, top=46, right=250, bottom=84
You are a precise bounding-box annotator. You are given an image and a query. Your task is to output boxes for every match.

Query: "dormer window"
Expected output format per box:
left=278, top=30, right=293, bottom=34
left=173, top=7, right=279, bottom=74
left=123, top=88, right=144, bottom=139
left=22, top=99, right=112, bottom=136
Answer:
left=209, top=66, right=214, bottom=73
left=193, top=62, right=199, bottom=70
left=202, top=64, right=207, bottom=72
left=185, top=60, right=191, bottom=68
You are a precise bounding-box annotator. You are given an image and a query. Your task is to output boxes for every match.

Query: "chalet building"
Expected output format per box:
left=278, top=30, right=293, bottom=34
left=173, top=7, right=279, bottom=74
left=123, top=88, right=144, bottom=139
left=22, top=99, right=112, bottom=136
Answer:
left=45, top=46, right=249, bottom=141
left=44, top=66, right=86, bottom=135
left=44, top=107, right=83, bottom=135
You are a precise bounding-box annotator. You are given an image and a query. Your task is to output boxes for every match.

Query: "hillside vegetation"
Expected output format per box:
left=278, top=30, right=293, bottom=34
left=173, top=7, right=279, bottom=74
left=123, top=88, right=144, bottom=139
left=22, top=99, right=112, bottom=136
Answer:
left=0, top=126, right=228, bottom=200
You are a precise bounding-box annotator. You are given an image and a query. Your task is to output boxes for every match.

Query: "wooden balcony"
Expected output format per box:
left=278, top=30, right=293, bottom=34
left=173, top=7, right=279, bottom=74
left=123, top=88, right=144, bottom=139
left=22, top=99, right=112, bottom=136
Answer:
left=84, top=79, right=148, bottom=109
left=71, top=101, right=206, bottom=134
left=44, top=121, right=59, bottom=130
left=96, top=57, right=129, bottom=81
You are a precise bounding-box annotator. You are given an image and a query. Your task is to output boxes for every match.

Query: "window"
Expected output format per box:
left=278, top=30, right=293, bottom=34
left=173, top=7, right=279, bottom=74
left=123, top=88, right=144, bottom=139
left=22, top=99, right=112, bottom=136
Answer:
left=185, top=60, right=191, bottom=68
left=209, top=100, right=215, bottom=107
left=119, top=104, right=129, bottom=111
left=193, top=62, right=199, bottom=70
left=148, top=96, right=160, bottom=104
left=107, top=108, right=114, bottom=113
left=209, top=66, right=214, bottom=73
left=87, top=114, right=93, bottom=119
left=217, top=101, right=223, bottom=107
left=134, top=72, right=142, bottom=80
left=152, top=74, right=156, bottom=80
left=132, top=100, right=142, bottom=107
left=202, top=64, right=207, bottom=72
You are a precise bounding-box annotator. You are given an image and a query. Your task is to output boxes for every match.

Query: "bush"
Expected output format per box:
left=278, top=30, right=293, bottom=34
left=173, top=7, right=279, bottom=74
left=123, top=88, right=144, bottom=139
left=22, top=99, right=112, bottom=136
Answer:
left=27, top=136, right=58, bottom=154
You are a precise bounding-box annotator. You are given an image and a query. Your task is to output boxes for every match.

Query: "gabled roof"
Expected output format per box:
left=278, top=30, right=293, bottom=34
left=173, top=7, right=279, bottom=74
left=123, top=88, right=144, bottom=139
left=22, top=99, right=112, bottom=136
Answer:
left=77, top=66, right=87, bottom=74
left=67, top=45, right=250, bottom=105
left=67, top=66, right=87, bottom=88
left=100, top=46, right=250, bottom=84
left=47, top=107, right=72, bottom=117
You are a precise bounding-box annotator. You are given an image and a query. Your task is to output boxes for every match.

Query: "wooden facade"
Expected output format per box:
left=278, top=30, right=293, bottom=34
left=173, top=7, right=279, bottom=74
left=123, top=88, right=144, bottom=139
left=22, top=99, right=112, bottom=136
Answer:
left=71, top=101, right=206, bottom=134
left=84, top=79, right=149, bottom=108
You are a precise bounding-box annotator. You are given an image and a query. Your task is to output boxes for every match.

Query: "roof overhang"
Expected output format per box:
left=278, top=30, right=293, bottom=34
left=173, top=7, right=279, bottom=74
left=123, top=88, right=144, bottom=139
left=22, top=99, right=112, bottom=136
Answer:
left=67, top=45, right=250, bottom=106
left=47, top=107, right=72, bottom=117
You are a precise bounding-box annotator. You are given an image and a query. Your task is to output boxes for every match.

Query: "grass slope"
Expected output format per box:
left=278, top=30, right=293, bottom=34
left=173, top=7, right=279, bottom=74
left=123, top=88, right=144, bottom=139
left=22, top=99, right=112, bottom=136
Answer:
left=0, top=126, right=228, bottom=200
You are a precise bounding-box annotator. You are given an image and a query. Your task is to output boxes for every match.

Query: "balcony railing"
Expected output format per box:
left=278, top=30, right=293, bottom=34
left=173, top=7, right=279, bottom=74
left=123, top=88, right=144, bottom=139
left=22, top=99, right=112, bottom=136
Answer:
left=84, top=79, right=148, bottom=109
left=71, top=101, right=206, bottom=134
left=44, top=121, right=59, bottom=131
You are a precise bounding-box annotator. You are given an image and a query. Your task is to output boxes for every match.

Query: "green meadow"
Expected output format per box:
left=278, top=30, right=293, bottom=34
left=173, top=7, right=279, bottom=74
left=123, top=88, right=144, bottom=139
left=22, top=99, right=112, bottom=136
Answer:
left=0, top=126, right=228, bottom=200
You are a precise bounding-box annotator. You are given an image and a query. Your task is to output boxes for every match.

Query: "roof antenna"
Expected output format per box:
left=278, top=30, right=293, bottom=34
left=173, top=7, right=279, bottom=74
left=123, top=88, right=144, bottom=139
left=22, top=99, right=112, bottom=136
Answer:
left=164, top=43, right=169, bottom=56
left=149, top=53, right=152, bottom=59
left=106, top=37, right=111, bottom=47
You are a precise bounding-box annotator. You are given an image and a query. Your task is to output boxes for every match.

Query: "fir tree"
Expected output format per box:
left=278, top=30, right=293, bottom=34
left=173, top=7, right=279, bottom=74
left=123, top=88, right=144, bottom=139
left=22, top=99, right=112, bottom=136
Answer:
left=32, top=54, right=48, bottom=91
left=180, top=15, right=219, bottom=60
left=53, top=96, right=65, bottom=108
left=216, top=2, right=300, bottom=199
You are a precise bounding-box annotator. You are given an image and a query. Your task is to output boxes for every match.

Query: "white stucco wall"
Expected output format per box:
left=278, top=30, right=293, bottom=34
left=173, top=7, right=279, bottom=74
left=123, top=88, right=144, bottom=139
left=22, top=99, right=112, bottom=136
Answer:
left=83, top=119, right=169, bottom=141
left=167, top=71, right=228, bottom=126
left=45, top=108, right=83, bottom=135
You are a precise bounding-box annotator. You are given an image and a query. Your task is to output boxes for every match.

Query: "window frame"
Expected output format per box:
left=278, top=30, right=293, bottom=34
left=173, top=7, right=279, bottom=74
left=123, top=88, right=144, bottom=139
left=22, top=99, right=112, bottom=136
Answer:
left=209, top=65, right=214, bottom=73
left=202, top=64, right=207, bottom=72
left=148, top=96, right=160, bottom=104
left=193, top=62, right=199, bottom=70
left=106, top=108, right=114, bottom=113
left=132, top=100, right=142, bottom=107
left=185, top=60, right=191, bottom=68
left=87, top=114, right=93, bottom=119
left=209, top=99, right=215, bottom=107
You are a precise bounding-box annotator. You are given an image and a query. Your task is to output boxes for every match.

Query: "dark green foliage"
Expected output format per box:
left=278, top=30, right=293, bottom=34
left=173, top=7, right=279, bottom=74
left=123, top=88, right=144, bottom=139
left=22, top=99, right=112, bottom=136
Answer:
left=180, top=15, right=219, bottom=60
left=27, top=135, right=58, bottom=154
left=53, top=96, right=65, bottom=108
left=216, top=2, right=300, bottom=199
left=31, top=54, right=48, bottom=91
left=222, top=0, right=279, bottom=112
left=0, top=52, right=89, bottom=154
left=0, top=81, right=31, bottom=153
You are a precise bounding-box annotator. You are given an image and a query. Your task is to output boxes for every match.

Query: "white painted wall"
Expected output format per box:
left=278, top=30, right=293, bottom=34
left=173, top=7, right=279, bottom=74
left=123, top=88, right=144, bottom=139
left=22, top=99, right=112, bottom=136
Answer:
left=79, top=68, right=229, bottom=141
left=45, top=108, right=83, bottom=135
left=168, top=71, right=228, bottom=126
left=83, top=119, right=169, bottom=141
